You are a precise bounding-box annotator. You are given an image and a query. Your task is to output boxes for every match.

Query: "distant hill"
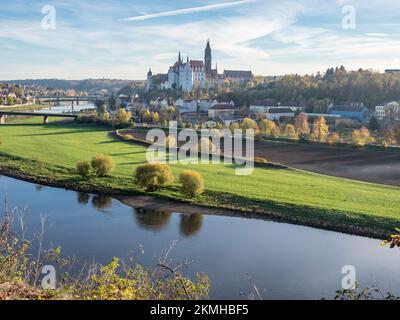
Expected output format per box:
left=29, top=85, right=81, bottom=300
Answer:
left=2, top=79, right=144, bottom=92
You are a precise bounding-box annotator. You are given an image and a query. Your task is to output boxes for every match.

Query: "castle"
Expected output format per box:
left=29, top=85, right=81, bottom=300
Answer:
left=147, top=40, right=253, bottom=92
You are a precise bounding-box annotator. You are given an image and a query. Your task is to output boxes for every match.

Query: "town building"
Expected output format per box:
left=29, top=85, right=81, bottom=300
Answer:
left=147, top=40, right=253, bottom=92
left=385, top=69, right=400, bottom=75
left=328, top=102, right=369, bottom=122
left=375, top=101, right=400, bottom=121
left=208, top=102, right=238, bottom=119
left=223, top=70, right=253, bottom=84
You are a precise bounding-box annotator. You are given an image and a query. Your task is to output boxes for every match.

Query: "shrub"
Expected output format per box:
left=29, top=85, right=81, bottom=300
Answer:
left=241, top=118, right=258, bottom=130
left=91, top=155, right=115, bottom=177
left=255, top=131, right=265, bottom=143
left=114, top=108, right=132, bottom=127
left=327, top=132, right=340, bottom=145
left=351, top=127, right=373, bottom=146
left=179, top=170, right=205, bottom=197
left=284, top=124, right=298, bottom=139
left=253, top=157, right=268, bottom=164
left=76, top=160, right=91, bottom=177
left=134, top=162, right=174, bottom=191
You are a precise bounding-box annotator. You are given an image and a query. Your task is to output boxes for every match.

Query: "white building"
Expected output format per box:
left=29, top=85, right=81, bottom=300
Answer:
left=208, top=103, right=239, bottom=119
left=375, top=101, right=400, bottom=120
left=147, top=40, right=252, bottom=92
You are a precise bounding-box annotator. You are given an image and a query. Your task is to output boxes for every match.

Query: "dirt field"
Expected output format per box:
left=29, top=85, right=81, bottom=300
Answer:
left=253, top=142, right=400, bottom=187
left=127, top=129, right=400, bottom=187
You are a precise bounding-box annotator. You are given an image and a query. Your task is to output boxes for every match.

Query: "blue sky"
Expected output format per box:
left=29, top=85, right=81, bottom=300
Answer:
left=1, top=0, right=400, bottom=79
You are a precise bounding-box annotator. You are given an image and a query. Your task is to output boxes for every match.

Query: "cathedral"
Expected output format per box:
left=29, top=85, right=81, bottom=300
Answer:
left=147, top=40, right=226, bottom=92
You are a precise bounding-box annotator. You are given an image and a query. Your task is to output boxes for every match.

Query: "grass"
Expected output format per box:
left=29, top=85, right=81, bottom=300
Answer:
left=1, top=118, right=400, bottom=237
left=0, top=104, right=47, bottom=112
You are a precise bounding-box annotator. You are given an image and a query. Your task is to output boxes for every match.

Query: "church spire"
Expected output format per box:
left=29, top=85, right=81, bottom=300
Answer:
left=204, top=39, right=212, bottom=75
left=178, top=51, right=182, bottom=63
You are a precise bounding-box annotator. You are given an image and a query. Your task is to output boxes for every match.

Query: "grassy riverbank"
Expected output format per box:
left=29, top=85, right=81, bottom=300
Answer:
left=1, top=119, right=400, bottom=238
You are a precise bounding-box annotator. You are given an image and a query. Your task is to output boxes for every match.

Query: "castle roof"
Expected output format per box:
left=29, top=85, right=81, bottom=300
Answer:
left=190, top=60, right=204, bottom=68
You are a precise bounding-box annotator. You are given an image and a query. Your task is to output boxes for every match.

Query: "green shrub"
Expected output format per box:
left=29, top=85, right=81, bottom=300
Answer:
left=179, top=170, right=205, bottom=197
left=76, top=160, right=91, bottom=177
left=91, top=155, right=114, bottom=177
left=134, top=162, right=174, bottom=191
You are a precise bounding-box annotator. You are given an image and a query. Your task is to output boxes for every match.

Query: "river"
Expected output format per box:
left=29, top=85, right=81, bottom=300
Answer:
left=1, top=175, right=400, bottom=299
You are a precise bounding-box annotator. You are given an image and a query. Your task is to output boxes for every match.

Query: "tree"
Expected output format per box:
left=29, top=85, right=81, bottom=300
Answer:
left=115, top=109, right=132, bottom=126
left=95, top=100, right=107, bottom=115
left=140, top=109, right=151, bottom=123
left=229, top=123, right=240, bottom=133
left=179, top=170, right=205, bottom=197
left=295, top=113, right=310, bottom=137
left=151, top=111, right=159, bottom=123
left=327, top=132, right=340, bottom=145
left=284, top=124, right=298, bottom=139
left=351, top=127, right=373, bottom=146
left=312, top=117, right=329, bottom=142
left=134, top=162, right=174, bottom=191
left=259, top=119, right=280, bottom=138
left=6, top=96, right=14, bottom=105
left=0, top=97, right=4, bottom=105
left=240, top=118, right=258, bottom=130
left=91, top=155, right=115, bottom=177
left=394, top=122, right=400, bottom=144
left=108, top=94, right=117, bottom=111
left=368, top=116, right=380, bottom=131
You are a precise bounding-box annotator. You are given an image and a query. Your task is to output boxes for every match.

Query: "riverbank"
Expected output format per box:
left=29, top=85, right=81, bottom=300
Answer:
left=0, top=165, right=395, bottom=240
left=1, top=121, right=400, bottom=239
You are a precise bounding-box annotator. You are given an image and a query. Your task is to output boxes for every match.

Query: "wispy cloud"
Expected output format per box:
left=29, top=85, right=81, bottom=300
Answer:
left=125, top=0, right=255, bottom=21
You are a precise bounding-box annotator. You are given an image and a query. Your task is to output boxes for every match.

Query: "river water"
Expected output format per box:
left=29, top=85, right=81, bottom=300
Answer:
left=36, top=101, right=96, bottom=113
left=1, top=175, right=400, bottom=299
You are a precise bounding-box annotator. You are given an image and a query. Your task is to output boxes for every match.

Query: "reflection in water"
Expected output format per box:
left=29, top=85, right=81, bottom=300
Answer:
left=34, top=184, right=45, bottom=192
left=180, top=213, right=203, bottom=238
left=77, top=192, right=90, bottom=205
left=91, top=195, right=112, bottom=210
left=134, top=209, right=172, bottom=231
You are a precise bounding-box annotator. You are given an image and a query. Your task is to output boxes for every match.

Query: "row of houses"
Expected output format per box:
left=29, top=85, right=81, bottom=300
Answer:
left=148, top=95, right=400, bottom=128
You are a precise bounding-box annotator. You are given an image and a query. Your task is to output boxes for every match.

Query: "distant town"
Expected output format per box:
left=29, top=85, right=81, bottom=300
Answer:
left=2, top=47, right=400, bottom=147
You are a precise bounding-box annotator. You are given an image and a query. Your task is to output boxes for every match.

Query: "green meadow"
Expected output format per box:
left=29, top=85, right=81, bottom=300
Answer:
left=1, top=118, right=400, bottom=237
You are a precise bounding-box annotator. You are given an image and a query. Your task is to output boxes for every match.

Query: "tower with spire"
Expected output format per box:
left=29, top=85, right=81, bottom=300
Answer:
left=146, top=68, right=153, bottom=91
left=204, top=39, right=212, bottom=76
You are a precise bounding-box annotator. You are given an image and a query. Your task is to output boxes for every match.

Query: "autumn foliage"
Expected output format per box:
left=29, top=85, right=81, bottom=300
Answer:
left=179, top=170, right=205, bottom=197
left=134, top=162, right=174, bottom=191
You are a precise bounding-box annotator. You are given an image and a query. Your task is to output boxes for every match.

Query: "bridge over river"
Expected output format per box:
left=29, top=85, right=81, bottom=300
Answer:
left=0, top=111, right=78, bottom=125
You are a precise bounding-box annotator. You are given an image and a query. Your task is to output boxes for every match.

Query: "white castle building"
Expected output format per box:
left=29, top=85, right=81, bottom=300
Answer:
left=147, top=40, right=253, bottom=92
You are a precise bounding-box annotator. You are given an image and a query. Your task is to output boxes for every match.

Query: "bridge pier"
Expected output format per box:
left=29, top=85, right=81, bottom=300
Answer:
left=76, top=97, right=79, bottom=106
left=0, top=114, right=5, bottom=125
left=43, top=116, right=49, bottom=124
left=71, top=100, right=74, bottom=110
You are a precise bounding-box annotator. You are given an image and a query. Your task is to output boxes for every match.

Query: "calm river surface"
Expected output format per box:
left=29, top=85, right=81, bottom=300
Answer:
left=1, top=175, right=400, bottom=299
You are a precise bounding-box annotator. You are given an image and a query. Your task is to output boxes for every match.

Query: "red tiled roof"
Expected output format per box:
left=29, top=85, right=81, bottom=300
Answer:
left=190, top=60, right=204, bottom=68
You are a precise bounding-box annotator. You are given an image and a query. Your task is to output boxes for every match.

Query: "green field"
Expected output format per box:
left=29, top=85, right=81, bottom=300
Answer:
left=1, top=118, right=400, bottom=237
